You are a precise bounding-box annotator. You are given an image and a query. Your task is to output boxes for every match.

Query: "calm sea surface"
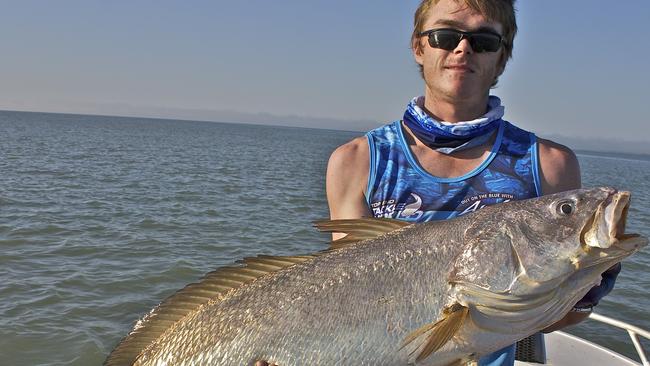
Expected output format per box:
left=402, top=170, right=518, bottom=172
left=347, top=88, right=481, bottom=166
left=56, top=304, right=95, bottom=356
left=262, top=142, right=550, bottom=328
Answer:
left=1, top=111, right=648, bottom=365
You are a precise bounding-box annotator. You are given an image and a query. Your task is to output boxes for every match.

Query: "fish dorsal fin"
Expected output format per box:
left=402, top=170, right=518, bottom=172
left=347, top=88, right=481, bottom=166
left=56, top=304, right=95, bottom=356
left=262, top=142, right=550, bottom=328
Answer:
left=401, top=303, right=469, bottom=362
left=104, top=254, right=316, bottom=366
left=314, top=218, right=412, bottom=249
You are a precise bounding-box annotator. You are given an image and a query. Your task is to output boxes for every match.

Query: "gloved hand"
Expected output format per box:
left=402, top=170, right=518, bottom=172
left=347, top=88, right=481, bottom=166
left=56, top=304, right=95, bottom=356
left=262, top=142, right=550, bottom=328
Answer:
left=574, top=263, right=621, bottom=309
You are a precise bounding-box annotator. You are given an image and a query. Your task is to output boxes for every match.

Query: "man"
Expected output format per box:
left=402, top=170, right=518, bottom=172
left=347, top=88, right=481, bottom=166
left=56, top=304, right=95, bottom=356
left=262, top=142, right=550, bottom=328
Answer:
left=326, top=0, right=617, bottom=365
left=258, top=0, right=617, bottom=365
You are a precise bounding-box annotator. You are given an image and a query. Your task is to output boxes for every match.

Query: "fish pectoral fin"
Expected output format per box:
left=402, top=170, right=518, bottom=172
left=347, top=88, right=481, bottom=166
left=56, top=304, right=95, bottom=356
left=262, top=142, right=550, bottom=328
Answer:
left=401, top=304, right=469, bottom=362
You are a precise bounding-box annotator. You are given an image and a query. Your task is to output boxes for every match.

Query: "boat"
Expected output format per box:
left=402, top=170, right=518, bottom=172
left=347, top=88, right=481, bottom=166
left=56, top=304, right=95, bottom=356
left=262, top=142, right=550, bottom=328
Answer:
left=515, top=312, right=649, bottom=365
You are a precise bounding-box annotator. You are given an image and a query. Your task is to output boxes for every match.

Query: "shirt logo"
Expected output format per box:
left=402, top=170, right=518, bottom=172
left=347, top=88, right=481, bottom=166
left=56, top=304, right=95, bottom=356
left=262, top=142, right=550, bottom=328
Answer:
left=371, top=193, right=423, bottom=220
left=458, top=192, right=514, bottom=216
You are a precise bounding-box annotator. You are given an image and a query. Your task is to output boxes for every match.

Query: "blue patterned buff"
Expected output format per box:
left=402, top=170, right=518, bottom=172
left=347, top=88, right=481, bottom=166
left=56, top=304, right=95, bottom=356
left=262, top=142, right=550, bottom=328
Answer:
left=402, top=95, right=504, bottom=154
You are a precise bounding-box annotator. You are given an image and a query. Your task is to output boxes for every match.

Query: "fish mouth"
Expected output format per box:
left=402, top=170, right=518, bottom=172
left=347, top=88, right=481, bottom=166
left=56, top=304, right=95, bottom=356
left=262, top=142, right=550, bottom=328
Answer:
left=579, top=190, right=647, bottom=264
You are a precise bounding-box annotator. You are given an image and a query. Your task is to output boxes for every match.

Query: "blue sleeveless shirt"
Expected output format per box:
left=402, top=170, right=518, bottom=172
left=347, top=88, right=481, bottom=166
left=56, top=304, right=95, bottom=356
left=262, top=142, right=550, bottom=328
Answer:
left=366, top=119, right=541, bottom=221
left=365, top=119, right=541, bottom=366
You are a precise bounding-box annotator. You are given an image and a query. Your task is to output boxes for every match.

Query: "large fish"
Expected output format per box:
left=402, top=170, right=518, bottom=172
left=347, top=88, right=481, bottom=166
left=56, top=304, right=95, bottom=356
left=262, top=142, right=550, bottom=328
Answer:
left=105, top=187, right=647, bottom=366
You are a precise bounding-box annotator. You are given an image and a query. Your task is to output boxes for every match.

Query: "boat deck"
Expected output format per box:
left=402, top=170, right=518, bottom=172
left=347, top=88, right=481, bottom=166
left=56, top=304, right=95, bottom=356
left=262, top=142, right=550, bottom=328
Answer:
left=515, top=313, right=649, bottom=366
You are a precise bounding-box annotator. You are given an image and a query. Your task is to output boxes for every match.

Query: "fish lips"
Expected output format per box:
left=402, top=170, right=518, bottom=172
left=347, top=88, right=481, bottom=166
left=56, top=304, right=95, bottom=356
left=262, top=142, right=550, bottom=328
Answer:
left=578, top=190, right=647, bottom=268
left=582, top=190, right=636, bottom=248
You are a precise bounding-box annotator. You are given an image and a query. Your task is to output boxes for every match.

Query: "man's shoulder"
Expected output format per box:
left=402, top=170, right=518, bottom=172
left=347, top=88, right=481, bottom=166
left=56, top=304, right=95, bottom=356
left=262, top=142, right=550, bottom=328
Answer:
left=536, top=137, right=581, bottom=194
left=537, top=138, right=578, bottom=163
left=333, top=136, right=369, bottom=157
left=326, top=136, right=372, bottom=221
left=329, top=136, right=369, bottom=173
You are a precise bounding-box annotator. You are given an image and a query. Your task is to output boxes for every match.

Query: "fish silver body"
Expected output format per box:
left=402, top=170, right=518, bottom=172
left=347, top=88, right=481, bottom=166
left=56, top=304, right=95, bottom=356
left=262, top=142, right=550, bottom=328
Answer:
left=106, top=187, right=647, bottom=366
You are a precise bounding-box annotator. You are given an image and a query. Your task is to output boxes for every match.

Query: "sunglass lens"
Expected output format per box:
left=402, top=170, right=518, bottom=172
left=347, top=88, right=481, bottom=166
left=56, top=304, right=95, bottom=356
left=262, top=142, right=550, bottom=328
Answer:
left=469, top=34, right=502, bottom=52
left=429, top=30, right=462, bottom=51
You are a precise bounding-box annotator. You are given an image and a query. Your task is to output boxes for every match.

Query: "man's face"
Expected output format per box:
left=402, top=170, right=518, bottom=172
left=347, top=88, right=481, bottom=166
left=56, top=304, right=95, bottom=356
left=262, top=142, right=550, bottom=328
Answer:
left=413, top=0, right=505, bottom=103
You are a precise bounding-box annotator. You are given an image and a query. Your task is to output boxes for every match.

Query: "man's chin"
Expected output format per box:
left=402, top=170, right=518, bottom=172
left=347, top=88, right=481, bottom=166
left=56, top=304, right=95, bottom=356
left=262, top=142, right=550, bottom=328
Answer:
left=441, top=87, right=485, bottom=103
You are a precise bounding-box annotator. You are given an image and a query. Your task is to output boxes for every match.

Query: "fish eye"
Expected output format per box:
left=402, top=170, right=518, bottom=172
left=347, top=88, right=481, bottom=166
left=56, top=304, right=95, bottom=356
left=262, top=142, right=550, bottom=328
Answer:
left=557, top=200, right=575, bottom=216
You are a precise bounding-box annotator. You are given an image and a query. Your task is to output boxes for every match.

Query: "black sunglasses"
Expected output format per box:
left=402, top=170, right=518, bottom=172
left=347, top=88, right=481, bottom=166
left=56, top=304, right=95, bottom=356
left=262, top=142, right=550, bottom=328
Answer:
left=419, top=28, right=504, bottom=53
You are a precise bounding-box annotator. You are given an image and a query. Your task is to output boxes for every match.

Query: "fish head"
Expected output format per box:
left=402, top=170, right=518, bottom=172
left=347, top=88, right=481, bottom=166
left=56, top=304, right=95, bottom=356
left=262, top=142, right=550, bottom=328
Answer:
left=449, top=187, right=646, bottom=338
left=511, top=187, right=645, bottom=283
left=453, top=187, right=647, bottom=295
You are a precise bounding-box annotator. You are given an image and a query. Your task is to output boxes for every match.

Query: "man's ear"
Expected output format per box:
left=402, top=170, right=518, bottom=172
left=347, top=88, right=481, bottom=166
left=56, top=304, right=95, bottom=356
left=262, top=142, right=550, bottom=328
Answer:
left=491, top=52, right=508, bottom=87
left=496, top=65, right=505, bottom=80
left=496, top=51, right=508, bottom=76
left=412, top=38, right=425, bottom=65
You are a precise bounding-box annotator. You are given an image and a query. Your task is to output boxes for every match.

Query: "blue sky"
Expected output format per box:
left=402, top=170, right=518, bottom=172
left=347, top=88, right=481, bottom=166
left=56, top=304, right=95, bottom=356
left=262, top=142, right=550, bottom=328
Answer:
left=1, top=1, right=649, bottom=144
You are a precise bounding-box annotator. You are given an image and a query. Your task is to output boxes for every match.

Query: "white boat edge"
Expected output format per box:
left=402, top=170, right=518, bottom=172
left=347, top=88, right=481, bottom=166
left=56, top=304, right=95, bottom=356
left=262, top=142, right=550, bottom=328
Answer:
left=515, top=312, right=650, bottom=366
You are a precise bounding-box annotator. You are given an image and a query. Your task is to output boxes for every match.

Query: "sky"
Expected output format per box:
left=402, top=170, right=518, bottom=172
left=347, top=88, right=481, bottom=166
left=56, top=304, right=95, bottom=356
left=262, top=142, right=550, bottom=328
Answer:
left=1, top=0, right=649, bottom=148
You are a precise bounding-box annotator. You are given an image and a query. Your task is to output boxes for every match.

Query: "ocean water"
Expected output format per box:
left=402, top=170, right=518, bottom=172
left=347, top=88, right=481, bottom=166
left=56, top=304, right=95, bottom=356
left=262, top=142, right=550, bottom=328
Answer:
left=0, top=111, right=648, bottom=365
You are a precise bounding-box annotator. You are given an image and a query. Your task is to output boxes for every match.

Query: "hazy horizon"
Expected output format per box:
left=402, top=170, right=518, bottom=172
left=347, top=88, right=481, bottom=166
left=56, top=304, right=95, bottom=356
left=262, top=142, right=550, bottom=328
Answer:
left=2, top=108, right=649, bottom=156
left=2, top=1, right=648, bottom=147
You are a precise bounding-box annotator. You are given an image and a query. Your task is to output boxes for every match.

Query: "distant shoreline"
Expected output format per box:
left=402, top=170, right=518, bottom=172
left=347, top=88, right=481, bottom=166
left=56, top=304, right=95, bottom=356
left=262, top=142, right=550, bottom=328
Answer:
left=575, top=150, right=650, bottom=163
left=2, top=109, right=648, bottom=157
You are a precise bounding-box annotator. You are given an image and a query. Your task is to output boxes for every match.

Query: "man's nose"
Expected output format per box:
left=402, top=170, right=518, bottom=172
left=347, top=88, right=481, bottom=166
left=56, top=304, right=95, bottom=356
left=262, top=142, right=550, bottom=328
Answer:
left=454, top=37, right=473, bottom=54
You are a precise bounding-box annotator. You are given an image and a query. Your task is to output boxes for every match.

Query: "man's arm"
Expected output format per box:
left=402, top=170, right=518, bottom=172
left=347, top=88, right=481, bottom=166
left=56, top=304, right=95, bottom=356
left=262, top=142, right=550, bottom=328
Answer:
left=325, top=136, right=372, bottom=240
left=535, top=138, right=590, bottom=331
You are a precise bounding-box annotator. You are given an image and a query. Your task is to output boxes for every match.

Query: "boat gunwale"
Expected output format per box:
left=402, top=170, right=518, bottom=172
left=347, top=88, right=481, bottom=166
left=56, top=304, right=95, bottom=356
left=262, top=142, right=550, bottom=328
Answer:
left=586, top=312, right=649, bottom=366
